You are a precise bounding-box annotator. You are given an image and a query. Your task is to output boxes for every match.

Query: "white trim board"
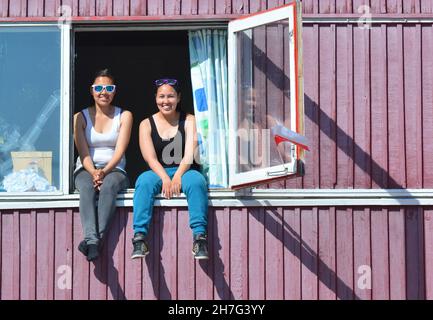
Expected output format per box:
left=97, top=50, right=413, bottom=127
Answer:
left=1, top=189, right=433, bottom=209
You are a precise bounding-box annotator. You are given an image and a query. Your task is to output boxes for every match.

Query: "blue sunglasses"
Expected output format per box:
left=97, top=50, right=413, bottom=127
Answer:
left=92, top=84, right=116, bottom=93
left=154, top=78, right=178, bottom=86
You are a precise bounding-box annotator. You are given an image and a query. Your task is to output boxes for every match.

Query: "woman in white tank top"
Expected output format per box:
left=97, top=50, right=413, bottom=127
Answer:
left=73, top=69, right=133, bottom=262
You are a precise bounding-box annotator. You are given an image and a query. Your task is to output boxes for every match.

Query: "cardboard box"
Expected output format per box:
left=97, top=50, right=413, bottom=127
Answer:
left=11, top=151, right=52, bottom=184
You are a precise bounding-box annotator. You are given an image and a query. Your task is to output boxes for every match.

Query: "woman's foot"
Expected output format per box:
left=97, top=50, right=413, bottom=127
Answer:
left=78, top=240, right=88, bottom=257
left=86, top=244, right=99, bottom=262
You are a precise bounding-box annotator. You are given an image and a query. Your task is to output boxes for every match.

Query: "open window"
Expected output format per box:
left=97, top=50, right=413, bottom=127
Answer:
left=0, top=24, right=70, bottom=195
left=228, top=1, right=306, bottom=190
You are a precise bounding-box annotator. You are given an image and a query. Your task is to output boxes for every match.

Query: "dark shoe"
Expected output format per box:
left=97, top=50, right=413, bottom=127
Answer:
left=192, top=234, right=209, bottom=260
left=86, top=244, right=99, bottom=262
left=131, top=232, right=149, bottom=259
left=78, top=240, right=88, bottom=257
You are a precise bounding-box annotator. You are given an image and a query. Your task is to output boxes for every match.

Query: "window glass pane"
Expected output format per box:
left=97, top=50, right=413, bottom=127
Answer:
left=0, top=26, right=61, bottom=192
left=236, top=20, right=293, bottom=174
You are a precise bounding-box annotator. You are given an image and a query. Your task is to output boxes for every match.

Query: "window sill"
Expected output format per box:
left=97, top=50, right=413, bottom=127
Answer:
left=1, top=189, right=433, bottom=209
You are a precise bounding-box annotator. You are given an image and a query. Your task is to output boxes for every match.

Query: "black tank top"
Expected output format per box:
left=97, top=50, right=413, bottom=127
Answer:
left=148, top=112, right=200, bottom=171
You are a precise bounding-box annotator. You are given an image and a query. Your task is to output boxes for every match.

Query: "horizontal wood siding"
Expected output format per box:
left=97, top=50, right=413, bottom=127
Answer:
left=1, top=206, right=432, bottom=300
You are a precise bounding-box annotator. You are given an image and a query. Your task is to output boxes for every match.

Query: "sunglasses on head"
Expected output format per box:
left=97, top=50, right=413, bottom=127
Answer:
left=92, top=84, right=116, bottom=93
left=154, top=79, right=178, bottom=86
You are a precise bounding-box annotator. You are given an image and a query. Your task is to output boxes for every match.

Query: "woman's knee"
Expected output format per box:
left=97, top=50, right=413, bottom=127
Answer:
left=182, top=170, right=207, bottom=191
left=135, top=171, right=161, bottom=191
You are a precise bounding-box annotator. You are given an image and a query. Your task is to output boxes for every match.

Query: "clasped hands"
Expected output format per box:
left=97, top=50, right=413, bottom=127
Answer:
left=161, top=175, right=182, bottom=199
left=92, top=168, right=105, bottom=191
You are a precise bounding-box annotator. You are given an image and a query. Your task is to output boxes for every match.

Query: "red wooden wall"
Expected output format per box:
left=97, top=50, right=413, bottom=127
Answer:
left=1, top=0, right=433, bottom=17
left=1, top=206, right=432, bottom=300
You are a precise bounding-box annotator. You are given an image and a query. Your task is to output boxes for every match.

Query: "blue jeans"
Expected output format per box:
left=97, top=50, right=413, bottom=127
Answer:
left=133, top=167, right=208, bottom=237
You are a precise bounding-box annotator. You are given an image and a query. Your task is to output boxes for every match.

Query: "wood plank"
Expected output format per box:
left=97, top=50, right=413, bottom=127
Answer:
left=265, top=208, right=284, bottom=299
left=0, top=0, right=8, bottom=17
left=283, top=208, right=301, bottom=299
left=54, top=210, right=73, bottom=300
left=353, top=25, right=371, bottom=188
left=370, top=24, right=389, bottom=188
left=159, top=208, right=178, bottom=299
left=387, top=0, right=404, bottom=13
left=61, top=0, right=79, bottom=16
left=124, top=208, right=143, bottom=300
left=388, top=208, right=406, bottom=299
left=9, top=0, right=26, bottom=17
left=148, top=0, right=164, bottom=15
left=249, top=0, right=264, bottom=13
left=106, top=208, right=127, bottom=300
left=195, top=208, right=214, bottom=300
left=353, top=0, right=370, bottom=14
left=353, top=208, right=372, bottom=300
left=302, top=0, right=319, bottom=14
left=336, top=208, right=354, bottom=299
left=213, top=207, right=231, bottom=300
left=20, top=211, right=36, bottom=300
left=370, top=0, right=387, bottom=14
left=232, top=0, right=247, bottom=14
left=387, top=25, right=406, bottom=188
left=130, top=0, right=147, bottom=15
left=142, top=208, right=159, bottom=300
left=27, top=0, right=44, bottom=16
left=422, top=25, right=433, bottom=187
left=96, top=0, right=112, bottom=16
left=72, top=209, right=89, bottom=300
left=405, top=207, right=425, bottom=299
left=164, top=0, right=181, bottom=15
left=197, top=0, right=214, bottom=14
left=403, top=0, right=420, bottom=13
left=215, top=0, right=232, bottom=14
left=1, top=212, right=20, bottom=299
left=424, top=207, right=433, bottom=299
left=113, top=0, right=129, bottom=16
left=249, top=208, right=265, bottom=299
left=404, top=25, right=423, bottom=188
left=300, top=207, right=318, bottom=300
left=78, top=0, right=96, bottom=16
left=181, top=0, right=197, bottom=15
left=319, top=24, right=337, bottom=188
left=421, top=0, right=433, bottom=13
left=44, top=0, right=61, bottom=16
left=177, top=207, right=195, bottom=300
left=371, top=208, right=390, bottom=299
left=319, top=0, right=335, bottom=13
left=36, top=210, right=55, bottom=300
left=335, top=24, right=354, bottom=188
left=335, top=0, right=352, bottom=13
left=318, top=207, right=336, bottom=300
left=230, top=207, right=248, bottom=299
left=302, top=24, right=320, bottom=188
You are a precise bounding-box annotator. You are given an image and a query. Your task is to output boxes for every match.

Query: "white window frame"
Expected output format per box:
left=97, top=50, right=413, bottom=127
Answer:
left=227, top=2, right=303, bottom=190
left=0, top=23, right=71, bottom=196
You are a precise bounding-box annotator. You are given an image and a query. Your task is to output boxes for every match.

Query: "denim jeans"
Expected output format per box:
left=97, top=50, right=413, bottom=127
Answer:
left=75, top=169, right=129, bottom=245
left=133, top=167, right=208, bottom=237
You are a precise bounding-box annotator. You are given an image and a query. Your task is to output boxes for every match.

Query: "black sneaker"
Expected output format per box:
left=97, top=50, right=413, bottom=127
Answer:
left=86, top=244, right=99, bottom=262
left=78, top=240, right=88, bottom=257
left=192, top=234, right=209, bottom=260
left=131, top=232, right=149, bottom=259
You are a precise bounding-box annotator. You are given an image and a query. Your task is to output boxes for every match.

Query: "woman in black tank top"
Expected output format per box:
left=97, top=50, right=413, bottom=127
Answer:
left=131, top=79, right=209, bottom=260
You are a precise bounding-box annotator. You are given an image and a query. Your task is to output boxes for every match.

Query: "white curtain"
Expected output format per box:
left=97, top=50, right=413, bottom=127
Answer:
left=188, top=30, right=228, bottom=188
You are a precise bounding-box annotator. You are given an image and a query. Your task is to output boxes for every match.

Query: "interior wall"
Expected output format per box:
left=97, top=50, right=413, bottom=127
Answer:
left=74, top=30, right=193, bottom=186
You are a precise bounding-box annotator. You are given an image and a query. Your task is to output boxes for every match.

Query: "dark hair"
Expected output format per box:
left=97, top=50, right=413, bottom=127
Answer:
left=154, top=78, right=180, bottom=95
left=94, top=69, right=115, bottom=83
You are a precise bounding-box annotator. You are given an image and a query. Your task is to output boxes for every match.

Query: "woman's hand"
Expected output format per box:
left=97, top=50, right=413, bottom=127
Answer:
left=92, top=169, right=105, bottom=191
left=171, top=174, right=182, bottom=196
left=161, top=177, right=172, bottom=199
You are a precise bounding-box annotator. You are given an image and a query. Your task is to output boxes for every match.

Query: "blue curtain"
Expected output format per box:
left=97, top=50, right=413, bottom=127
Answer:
left=188, top=30, right=228, bottom=188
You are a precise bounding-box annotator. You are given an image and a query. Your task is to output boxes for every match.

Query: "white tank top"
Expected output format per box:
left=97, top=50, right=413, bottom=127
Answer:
left=75, top=106, right=126, bottom=172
